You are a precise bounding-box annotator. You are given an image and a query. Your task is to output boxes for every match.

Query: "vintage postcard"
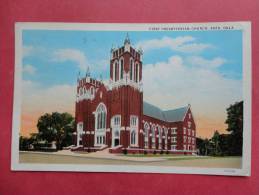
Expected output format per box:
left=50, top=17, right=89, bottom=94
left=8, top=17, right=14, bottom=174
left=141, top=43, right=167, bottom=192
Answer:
left=12, top=22, right=251, bottom=176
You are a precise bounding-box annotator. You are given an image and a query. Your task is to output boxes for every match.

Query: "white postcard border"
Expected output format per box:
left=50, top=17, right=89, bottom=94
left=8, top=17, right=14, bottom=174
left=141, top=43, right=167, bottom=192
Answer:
left=12, top=22, right=252, bottom=176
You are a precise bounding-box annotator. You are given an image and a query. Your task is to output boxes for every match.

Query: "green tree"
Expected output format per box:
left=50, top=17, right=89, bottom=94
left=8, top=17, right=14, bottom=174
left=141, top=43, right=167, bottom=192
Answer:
left=196, top=137, right=204, bottom=155
left=196, top=138, right=211, bottom=156
left=204, top=138, right=211, bottom=156
left=19, top=133, right=40, bottom=150
left=211, top=130, right=221, bottom=155
left=218, top=134, right=230, bottom=156
left=37, top=112, right=75, bottom=150
left=225, top=101, right=243, bottom=155
left=19, top=136, right=31, bottom=150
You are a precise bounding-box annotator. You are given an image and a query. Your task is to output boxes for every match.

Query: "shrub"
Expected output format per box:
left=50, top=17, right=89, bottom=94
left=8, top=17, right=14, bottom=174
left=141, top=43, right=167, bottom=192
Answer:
left=166, top=150, right=169, bottom=155
left=160, top=150, right=164, bottom=155
left=153, top=150, right=157, bottom=155
left=144, top=150, right=148, bottom=155
left=123, top=148, right=128, bottom=155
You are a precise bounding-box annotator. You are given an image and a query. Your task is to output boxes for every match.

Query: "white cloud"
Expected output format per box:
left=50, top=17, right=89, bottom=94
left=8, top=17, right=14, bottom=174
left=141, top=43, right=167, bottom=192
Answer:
left=23, top=45, right=109, bottom=77
left=186, top=56, right=227, bottom=69
left=52, top=49, right=89, bottom=71
left=142, top=55, right=242, bottom=135
left=136, top=36, right=213, bottom=53
left=21, top=80, right=76, bottom=134
left=23, top=64, right=36, bottom=75
left=22, top=80, right=76, bottom=115
left=23, top=45, right=46, bottom=58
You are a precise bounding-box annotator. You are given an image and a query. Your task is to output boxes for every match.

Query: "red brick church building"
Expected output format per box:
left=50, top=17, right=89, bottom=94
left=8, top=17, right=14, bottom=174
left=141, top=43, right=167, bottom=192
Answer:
left=72, top=36, right=197, bottom=154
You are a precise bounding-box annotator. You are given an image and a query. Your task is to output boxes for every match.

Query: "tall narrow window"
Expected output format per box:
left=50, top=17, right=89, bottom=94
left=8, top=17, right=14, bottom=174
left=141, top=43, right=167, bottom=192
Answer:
left=96, top=103, right=107, bottom=130
left=120, top=59, right=124, bottom=79
left=103, top=112, right=106, bottom=129
left=116, top=62, right=119, bottom=81
left=77, top=122, right=84, bottom=146
left=134, top=64, right=136, bottom=82
left=158, top=126, right=162, bottom=140
left=151, top=125, right=156, bottom=146
left=97, top=113, right=100, bottom=129
left=135, top=63, right=139, bottom=82
left=101, top=112, right=104, bottom=128
left=131, top=131, right=136, bottom=145
left=130, top=59, right=133, bottom=80
left=144, top=122, right=149, bottom=148
left=90, top=87, right=94, bottom=96
left=114, top=62, right=118, bottom=81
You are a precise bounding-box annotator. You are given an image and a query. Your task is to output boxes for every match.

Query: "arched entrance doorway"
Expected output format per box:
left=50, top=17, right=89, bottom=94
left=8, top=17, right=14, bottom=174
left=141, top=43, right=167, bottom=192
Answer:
left=114, top=130, right=120, bottom=146
left=111, top=115, right=121, bottom=147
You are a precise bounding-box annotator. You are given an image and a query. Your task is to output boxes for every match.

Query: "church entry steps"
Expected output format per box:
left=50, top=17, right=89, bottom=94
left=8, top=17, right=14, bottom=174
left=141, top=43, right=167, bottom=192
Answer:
left=109, top=145, right=123, bottom=153
left=94, top=147, right=110, bottom=155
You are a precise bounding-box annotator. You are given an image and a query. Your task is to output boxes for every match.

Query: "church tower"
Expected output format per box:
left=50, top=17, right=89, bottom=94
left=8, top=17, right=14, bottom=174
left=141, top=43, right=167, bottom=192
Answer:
left=109, top=34, right=144, bottom=149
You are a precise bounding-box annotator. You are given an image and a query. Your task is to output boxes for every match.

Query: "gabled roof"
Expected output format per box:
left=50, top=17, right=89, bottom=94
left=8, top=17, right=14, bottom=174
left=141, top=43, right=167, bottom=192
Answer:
left=163, top=107, right=189, bottom=122
left=143, top=101, right=189, bottom=122
left=143, top=102, right=165, bottom=121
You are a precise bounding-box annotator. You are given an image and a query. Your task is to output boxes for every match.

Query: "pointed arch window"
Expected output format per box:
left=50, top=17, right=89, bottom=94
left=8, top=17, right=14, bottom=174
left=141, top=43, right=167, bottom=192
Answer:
left=151, top=125, right=156, bottom=138
left=96, top=103, right=107, bottom=130
left=113, top=62, right=116, bottom=81
left=120, top=58, right=124, bottom=79
left=151, top=125, right=156, bottom=148
left=144, top=123, right=150, bottom=132
left=115, top=62, right=119, bottom=81
left=130, top=59, right=133, bottom=80
left=144, top=122, right=150, bottom=148
left=131, top=131, right=136, bottom=145
left=90, top=86, right=94, bottom=96
left=135, top=63, right=138, bottom=82
left=113, top=61, right=119, bottom=81
left=158, top=126, right=162, bottom=140
left=134, top=63, right=136, bottom=81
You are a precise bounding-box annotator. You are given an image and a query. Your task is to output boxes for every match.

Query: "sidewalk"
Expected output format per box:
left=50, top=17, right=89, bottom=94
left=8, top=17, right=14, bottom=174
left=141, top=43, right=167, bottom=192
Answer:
left=57, top=149, right=167, bottom=162
left=21, top=149, right=200, bottom=162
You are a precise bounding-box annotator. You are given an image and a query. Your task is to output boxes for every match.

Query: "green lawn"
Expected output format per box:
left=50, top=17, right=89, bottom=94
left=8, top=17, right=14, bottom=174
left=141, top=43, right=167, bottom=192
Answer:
left=19, top=152, right=242, bottom=168
left=119, top=153, right=240, bottom=160
left=119, top=153, right=190, bottom=158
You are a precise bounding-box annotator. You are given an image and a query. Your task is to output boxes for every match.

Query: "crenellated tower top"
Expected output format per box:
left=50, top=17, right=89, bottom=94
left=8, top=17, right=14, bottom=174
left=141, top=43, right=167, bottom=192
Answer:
left=109, top=34, right=143, bottom=91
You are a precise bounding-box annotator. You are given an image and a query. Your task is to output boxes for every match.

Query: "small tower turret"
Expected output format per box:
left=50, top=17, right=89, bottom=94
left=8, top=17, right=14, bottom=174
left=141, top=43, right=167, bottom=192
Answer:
left=124, top=33, right=131, bottom=52
left=124, top=33, right=130, bottom=45
left=86, top=66, right=90, bottom=77
left=109, top=34, right=142, bottom=91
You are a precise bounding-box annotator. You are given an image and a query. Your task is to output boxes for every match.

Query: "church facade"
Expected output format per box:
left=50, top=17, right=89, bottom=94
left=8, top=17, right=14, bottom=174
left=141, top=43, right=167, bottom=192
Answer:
left=72, top=36, right=197, bottom=155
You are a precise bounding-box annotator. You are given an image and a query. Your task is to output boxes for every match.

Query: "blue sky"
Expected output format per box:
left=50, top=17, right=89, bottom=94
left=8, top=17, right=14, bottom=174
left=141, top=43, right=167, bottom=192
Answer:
left=21, top=29, right=243, bottom=138
left=22, top=30, right=242, bottom=88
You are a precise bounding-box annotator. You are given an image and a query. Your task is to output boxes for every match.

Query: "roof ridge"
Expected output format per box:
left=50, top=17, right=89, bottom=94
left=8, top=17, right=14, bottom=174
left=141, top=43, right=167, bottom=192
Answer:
left=143, top=101, right=163, bottom=111
left=144, top=101, right=188, bottom=113
left=143, top=101, right=190, bottom=122
left=163, top=105, right=189, bottom=113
